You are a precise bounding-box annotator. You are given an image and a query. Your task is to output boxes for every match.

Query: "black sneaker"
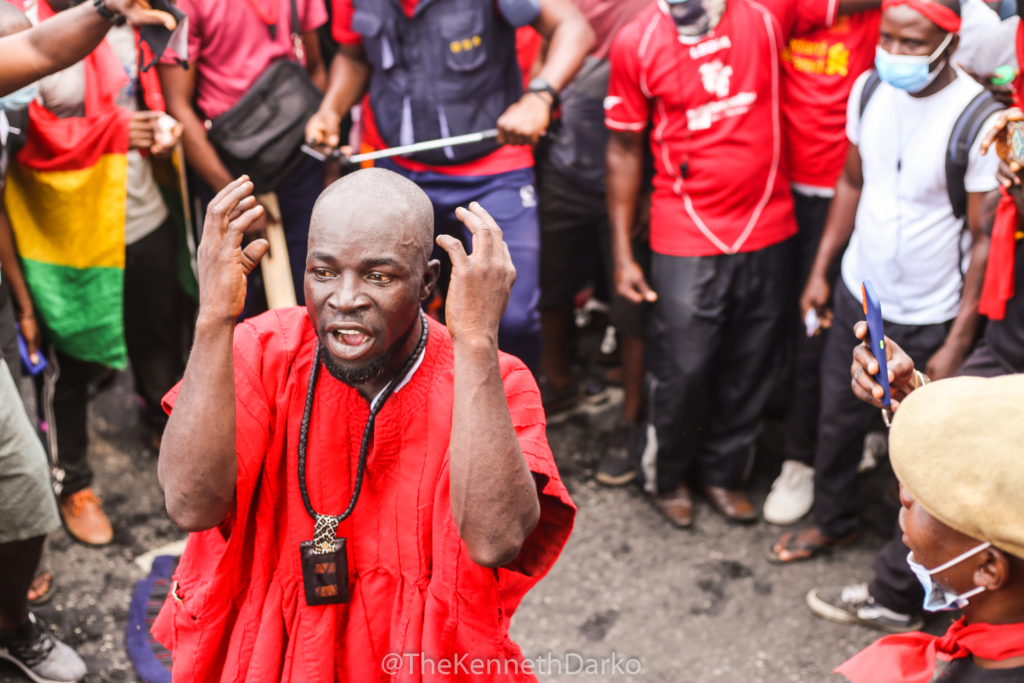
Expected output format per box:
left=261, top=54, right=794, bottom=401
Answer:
left=596, top=421, right=639, bottom=486
left=0, top=613, right=87, bottom=683
left=807, top=583, right=924, bottom=633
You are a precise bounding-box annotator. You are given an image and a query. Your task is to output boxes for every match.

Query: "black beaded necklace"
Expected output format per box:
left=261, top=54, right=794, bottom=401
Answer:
left=297, top=311, right=428, bottom=606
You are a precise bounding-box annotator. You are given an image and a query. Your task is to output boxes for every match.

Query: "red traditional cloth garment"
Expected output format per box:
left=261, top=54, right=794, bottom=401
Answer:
left=879, top=0, right=962, bottom=32
left=152, top=309, right=576, bottom=683
left=1014, top=18, right=1024, bottom=105
left=979, top=189, right=1019, bottom=320
left=835, top=617, right=1024, bottom=683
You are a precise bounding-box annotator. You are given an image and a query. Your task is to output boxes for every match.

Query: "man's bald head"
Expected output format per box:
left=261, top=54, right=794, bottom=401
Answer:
left=310, top=167, right=435, bottom=267
left=0, top=1, right=32, bottom=38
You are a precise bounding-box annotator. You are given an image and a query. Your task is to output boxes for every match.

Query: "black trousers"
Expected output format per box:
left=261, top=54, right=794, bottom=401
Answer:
left=36, top=217, right=183, bottom=496
left=812, top=283, right=950, bottom=539
left=869, top=339, right=1012, bottom=615
left=782, top=192, right=832, bottom=466
left=641, top=239, right=793, bottom=493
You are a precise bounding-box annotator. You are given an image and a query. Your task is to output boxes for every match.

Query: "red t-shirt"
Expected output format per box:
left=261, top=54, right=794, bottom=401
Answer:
left=159, top=0, right=328, bottom=120
left=152, top=310, right=575, bottom=682
left=781, top=11, right=880, bottom=190
left=606, top=0, right=837, bottom=257
left=332, top=0, right=534, bottom=177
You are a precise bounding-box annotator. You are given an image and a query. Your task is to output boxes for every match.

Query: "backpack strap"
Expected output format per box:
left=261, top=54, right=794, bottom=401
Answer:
left=859, top=70, right=883, bottom=120
left=946, top=90, right=1004, bottom=220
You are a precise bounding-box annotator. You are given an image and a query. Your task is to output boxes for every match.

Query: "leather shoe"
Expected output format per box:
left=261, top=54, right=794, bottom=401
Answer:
left=702, top=485, right=757, bottom=523
left=59, top=488, right=113, bottom=545
left=654, top=486, right=693, bottom=528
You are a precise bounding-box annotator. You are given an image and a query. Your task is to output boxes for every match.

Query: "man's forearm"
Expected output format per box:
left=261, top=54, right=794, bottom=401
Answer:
left=533, top=9, right=593, bottom=91
left=606, top=132, right=644, bottom=269
left=448, top=342, right=540, bottom=568
left=158, top=318, right=238, bottom=531
left=317, top=51, right=370, bottom=121
left=0, top=3, right=112, bottom=96
left=810, top=173, right=861, bottom=279
left=0, top=207, right=33, bottom=316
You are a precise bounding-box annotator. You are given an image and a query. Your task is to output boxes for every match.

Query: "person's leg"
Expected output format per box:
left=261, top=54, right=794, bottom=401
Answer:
left=0, top=279, right=19, bottom=384
left=641, top=252, right=727, bottom=512
left=0, top=536, right=44, bottom=633
left=123, top=217, right=182, bottom=442
left=695, top=240, right=793, bottom=518
left=537, top=163, right=603, bottom=402
left=273, top=155, right=324, bottom=306
left=35, top=349, right=110, bottom=545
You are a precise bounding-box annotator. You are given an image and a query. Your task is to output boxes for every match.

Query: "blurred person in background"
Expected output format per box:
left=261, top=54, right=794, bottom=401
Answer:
left=4, top=0, right=184, bottom=546
left=770, top=0, right=1001, bottom=633
left=305, top=0, right=595, bottom=374
left=605, top=0, right=878, bottom=529
left=532, top=0, right=654, bottom=486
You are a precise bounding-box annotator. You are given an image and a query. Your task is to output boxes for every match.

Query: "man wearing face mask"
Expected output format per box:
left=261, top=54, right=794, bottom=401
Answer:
left=605, top=0, right=877, bottom=526
left=772, top=0, right=1001, bottom=586
left=834, top=374, right=1024, bottom=683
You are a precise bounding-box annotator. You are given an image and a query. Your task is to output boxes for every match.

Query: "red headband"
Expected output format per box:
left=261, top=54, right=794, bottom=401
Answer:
left=881, top=0, right=962, bottom=33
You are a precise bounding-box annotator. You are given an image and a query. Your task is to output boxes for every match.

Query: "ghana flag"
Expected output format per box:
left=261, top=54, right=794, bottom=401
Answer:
left=4, top=35, right=133, bottom=369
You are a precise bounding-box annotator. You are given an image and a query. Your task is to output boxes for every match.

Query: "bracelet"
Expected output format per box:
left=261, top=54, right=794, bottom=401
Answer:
left=93, top=0, right=126, bottom=25
left=914, top=370, right=930, bottom=388
left=17, top=313, right=34, bottom=319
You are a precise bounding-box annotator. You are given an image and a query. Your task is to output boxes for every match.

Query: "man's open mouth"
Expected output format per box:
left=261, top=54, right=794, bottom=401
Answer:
left=325, top=324, right=375, bottom=360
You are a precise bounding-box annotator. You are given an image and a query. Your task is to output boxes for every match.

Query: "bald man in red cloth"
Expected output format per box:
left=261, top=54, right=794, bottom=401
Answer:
left=152, top=168, right=575, bottom=682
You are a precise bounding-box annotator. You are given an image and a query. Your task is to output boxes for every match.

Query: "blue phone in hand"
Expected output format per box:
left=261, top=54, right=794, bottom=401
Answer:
left=861, top=280, right=891, bottom=408
left=16, top=326, right=46, bottom=376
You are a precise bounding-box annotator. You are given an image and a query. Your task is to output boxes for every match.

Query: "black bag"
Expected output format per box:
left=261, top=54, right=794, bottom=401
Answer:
left=206, top=0, right=321, bottom=193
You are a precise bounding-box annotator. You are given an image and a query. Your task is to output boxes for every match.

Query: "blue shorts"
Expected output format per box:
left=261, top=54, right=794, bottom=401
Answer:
left=377, top=160, right=542, bottom=372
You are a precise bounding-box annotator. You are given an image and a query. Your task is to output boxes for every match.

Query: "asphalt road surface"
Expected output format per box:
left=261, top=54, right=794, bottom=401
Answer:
left=2, top=367, right=948, bottom=683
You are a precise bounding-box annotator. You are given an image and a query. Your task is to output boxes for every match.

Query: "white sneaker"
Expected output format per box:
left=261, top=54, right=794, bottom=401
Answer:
left=762, top=460, right=814, bottom=525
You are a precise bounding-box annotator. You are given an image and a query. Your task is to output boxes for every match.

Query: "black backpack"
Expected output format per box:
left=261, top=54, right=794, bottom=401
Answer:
left=858, top=70, right=1004, bottom=220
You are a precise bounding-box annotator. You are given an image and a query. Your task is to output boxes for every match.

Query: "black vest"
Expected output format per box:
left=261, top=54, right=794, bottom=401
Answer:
left=351, top=0, right=522, bottom=166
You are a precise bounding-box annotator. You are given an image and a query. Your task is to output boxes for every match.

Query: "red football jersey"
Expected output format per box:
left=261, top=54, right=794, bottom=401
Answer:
left=606, top=0, right=836, bottom=256
left=781, top=11, right=881, bottom=190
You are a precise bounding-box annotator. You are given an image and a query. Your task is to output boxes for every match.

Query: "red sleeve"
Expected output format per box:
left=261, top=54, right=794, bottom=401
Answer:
left=605, top=19, right=650, bottom=133
left=496, top=354, right=576, bottom=578
left=755, top=0, right=837, bottom=40
left=158, top=0, right=203, bottom=65
left=300, top=0, right=329, bottom=33
left=331, top=0, right=362, bottom=46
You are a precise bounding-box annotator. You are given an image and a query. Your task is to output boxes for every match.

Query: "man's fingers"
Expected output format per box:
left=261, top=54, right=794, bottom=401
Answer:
left=240, top=239, right=269, bottom=275
left=637, top=279, right=658, bottom=302
left=455, top=205, right=494, bottom=258
left=436, top=234, right=470, bottom=271
left=214, top=181, right=256, bottom=236
left=227, top=205, right=265, bottom=246
left=228, top=196, right=258, bottom=222
left=853, top=320, right=868, bottom=340
left=209, top=176, right=250, bottom=212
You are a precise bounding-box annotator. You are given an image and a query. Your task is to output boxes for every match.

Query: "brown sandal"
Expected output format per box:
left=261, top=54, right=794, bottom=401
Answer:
left=765, top=529, right=857, bottom=564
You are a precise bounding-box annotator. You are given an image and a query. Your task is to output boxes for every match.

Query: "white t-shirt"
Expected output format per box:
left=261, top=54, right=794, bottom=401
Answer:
left=841, top=70, right=1001, bottom=325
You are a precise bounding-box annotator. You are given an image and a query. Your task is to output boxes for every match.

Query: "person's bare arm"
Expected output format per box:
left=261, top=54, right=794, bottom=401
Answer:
left=158, top=177, right=268, bottom=532
left=801, top=144, right=863, bottom=322
left=301, top=30, right=328, bottom=92
left=157, top=63, right=235, bottom=193
left=496, top=0, right=594, bottom=146
left=436, top=203, right=541, bottom=568
left=607, top=130, right=656, bottom=304
left=305, top=43, right=371, bottom=148
left=925, top=191, right=991, bottom=379
left=0, top=0, right=174, bottom=97
left=0, top=204, right=39, bottom=362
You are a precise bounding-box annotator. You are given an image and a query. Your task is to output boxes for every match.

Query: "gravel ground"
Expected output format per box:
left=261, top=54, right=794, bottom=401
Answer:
left=1, top=365, right=949, bottom=683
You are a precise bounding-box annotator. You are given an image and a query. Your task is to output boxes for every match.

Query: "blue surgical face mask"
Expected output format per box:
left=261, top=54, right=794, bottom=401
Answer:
left=0, top=83, right=39, bottom=112
left=874, top=32, right=953, bottom=94
left=907, top=542, right=991, bottom=612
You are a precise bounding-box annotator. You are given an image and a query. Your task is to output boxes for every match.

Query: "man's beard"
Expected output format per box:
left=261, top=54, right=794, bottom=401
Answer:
left=318, top=317, right=417, bottom=387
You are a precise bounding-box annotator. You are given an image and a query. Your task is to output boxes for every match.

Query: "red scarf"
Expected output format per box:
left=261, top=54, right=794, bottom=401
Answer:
left=835, top=618, right=1024, bottom=683
left=880, top=0, right=962, bottom=32
left=979, top=189, right=1020, bottom=320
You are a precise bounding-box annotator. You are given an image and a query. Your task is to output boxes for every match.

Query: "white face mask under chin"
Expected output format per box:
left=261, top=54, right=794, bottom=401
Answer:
left=907, top=542, right=991, bottom=612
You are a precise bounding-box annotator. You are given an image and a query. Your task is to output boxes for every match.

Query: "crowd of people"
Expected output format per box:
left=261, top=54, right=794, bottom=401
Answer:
left=0, top=0, right=1023, bottom=680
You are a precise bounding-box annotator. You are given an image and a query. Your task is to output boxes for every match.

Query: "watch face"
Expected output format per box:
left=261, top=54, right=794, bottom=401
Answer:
left=529, top=78, right=549, bottom=91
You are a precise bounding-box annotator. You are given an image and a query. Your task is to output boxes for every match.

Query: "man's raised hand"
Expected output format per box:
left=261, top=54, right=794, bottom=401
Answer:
left=850, top=321, right=917, bottom=412
left=104, top=0, right=177, bottom=29
left=436, top=203, right=515, bottom=350
left=197, top=177, right=268, bottom=325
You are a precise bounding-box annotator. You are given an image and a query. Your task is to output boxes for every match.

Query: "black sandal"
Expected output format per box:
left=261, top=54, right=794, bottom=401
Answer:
left=28, top=570, right=55, bottom=606
left=765, top=529, right=857, bottom=565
